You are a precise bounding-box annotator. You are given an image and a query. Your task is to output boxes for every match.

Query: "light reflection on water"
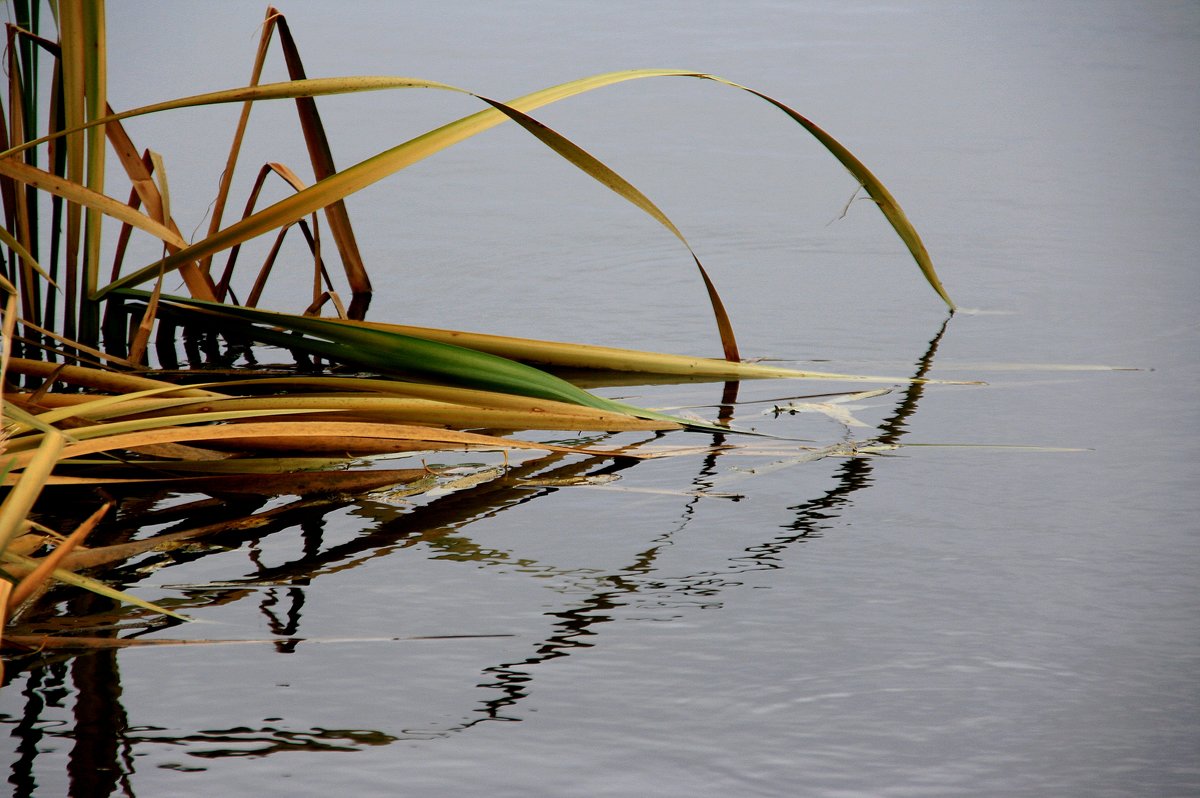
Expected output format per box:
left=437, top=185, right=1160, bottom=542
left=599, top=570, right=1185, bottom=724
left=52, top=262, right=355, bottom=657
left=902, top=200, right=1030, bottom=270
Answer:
left=3, top=2, right=1199, bottom=797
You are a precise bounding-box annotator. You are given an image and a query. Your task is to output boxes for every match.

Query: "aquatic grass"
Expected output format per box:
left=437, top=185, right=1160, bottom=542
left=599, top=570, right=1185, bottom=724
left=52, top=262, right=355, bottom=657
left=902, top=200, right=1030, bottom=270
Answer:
left=1, top=361, right=672, bottom=486
left=0, top=2, right=958, bottom=651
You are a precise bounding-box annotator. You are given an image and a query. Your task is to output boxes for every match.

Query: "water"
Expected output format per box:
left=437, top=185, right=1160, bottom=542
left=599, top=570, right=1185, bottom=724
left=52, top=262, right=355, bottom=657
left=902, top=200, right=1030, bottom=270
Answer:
left=3, top=2, right=1198, bottom=796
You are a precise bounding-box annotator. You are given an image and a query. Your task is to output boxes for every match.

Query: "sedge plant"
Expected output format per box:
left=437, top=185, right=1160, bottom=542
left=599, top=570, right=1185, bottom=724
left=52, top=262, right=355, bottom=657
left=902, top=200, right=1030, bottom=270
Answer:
left=0, top=2, right=954, bottom=653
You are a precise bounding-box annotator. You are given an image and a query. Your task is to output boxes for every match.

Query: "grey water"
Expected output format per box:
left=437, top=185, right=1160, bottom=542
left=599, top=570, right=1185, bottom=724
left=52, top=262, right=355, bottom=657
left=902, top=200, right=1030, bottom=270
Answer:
left=2, top=1, right=1198, bottom=796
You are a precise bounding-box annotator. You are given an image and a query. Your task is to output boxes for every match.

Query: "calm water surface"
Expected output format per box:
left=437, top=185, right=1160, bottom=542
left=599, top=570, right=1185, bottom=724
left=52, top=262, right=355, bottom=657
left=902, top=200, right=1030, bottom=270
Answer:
left=2, top=2, right=1198, bottom=796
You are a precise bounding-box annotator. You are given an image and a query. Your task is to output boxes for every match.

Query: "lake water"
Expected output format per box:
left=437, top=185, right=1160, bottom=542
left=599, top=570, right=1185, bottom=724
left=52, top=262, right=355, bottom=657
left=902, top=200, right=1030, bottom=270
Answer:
left=2, top=2, right=1198, bottom=796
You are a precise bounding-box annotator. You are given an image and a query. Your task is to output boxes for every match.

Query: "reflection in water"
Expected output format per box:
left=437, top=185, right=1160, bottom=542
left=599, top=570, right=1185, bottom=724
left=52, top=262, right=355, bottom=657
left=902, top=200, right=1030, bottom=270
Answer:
left=5, top=665, right=65, bottom=796
left=69, top=647, right=135, bottom=798
left=130, top=725, right=398, bottom=759
left=1, top=319, right=950, bottom=793
left=248, top=515, right=324, bottom=654
left=463, top=318, right=951, bottom=729
left=781, top=315, right=948, bottom=540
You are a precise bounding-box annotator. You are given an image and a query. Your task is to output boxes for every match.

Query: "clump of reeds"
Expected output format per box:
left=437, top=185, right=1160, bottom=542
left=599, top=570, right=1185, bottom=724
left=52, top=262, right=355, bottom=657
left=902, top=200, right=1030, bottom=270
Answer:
left=0, top=2, right=952, bottom=664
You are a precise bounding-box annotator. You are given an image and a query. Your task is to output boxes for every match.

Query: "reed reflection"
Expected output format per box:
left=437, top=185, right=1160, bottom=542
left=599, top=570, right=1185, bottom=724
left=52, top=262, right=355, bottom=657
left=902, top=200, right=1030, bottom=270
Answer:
left=460, top=316, right=951, bottom=727
left=0, top=318, right=952, bottom=789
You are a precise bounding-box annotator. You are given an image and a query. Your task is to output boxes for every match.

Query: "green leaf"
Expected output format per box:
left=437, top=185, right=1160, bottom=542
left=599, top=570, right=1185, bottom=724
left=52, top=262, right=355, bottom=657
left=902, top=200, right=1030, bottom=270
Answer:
left=139, top=293, right=730, bottom=432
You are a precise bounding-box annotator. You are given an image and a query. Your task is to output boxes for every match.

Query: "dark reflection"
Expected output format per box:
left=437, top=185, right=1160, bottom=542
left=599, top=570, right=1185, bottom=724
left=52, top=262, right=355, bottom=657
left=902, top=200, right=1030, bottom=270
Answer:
left=461, top=317, right=952, bottom=727
left=3, top=595, right=137, bottom=798
left=67, top=645, right=134, bottom=798
left=248, top=516, right=323, bottom=653
left=5, top=666, right=63, bottom=796
left=780, top=314, right=949, bottom=541
left=131, top=725, right=398, bottom=758
left=1, top=318, right=953, bottom=790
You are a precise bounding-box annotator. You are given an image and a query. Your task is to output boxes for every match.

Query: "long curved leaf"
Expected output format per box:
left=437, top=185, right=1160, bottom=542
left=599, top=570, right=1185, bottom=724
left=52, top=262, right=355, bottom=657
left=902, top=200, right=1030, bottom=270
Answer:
left=2, top=70, right=951, bottom=321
